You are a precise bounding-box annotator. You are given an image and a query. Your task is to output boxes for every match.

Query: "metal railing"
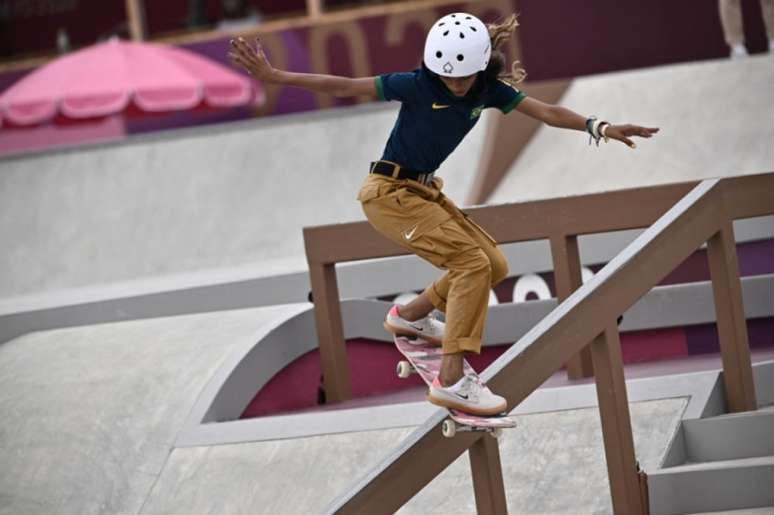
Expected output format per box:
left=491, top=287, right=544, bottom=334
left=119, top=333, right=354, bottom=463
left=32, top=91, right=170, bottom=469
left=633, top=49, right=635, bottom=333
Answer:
left=304, top=172, right=773, bottom=513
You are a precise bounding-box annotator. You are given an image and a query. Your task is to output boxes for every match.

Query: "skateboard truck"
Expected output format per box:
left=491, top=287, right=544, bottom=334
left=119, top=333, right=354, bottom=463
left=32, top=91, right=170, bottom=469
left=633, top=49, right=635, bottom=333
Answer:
left=442, top=419, right=504, bottom=439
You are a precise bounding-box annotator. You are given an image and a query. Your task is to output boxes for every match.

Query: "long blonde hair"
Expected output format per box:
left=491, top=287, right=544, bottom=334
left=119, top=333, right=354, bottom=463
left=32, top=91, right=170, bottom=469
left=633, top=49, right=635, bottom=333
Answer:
left=486, top=14, right=527, bottom=85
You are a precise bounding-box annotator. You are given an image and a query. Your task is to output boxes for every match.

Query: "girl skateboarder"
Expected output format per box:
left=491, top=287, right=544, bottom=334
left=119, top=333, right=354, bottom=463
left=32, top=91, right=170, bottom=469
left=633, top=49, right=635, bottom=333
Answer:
left=229, top=13, right=658, bottom=416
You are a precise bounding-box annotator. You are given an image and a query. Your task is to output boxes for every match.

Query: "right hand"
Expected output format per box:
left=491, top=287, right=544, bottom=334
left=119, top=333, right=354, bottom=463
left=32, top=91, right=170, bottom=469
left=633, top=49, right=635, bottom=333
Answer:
left=603, top=124, right=660, bottom=149
left=228, top=36, right=274, bottom=81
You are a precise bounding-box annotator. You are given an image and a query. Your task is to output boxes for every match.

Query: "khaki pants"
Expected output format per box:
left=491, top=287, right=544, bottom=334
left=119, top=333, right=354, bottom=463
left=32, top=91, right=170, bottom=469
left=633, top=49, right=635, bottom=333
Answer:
left=357, top=173, right=508, bottom=355
left=719, top=0, right=774, bottom=46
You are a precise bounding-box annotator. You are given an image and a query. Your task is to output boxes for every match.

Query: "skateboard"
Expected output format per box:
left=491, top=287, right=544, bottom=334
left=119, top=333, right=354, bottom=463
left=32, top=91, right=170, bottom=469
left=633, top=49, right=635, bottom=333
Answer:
left=393, top=335, right=516, bottom=438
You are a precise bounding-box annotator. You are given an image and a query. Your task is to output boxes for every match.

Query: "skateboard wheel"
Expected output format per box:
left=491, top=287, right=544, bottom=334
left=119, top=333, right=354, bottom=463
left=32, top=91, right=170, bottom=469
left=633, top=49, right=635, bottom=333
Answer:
left=491, top=428, right=503, bottom=439
left=396, top=361, right=412, bottom=379
left=442, top=419, right=457, bottom=438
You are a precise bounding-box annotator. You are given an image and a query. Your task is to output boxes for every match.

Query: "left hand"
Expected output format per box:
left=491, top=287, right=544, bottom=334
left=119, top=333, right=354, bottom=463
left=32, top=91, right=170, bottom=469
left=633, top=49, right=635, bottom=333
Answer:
left=603, top=124, right=660, bottom=149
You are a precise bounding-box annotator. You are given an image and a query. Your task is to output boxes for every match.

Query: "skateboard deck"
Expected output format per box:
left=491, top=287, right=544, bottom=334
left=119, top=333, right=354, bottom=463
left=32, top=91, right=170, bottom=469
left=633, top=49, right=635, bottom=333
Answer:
left=393, top=335, right=516, bottom=438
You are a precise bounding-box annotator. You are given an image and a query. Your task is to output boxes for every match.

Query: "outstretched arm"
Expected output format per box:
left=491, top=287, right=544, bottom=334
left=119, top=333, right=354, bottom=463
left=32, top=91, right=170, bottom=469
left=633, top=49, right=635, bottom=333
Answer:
left=515, top=96, right=659, bottom=149
left=229, top=36, right=377, bottom=98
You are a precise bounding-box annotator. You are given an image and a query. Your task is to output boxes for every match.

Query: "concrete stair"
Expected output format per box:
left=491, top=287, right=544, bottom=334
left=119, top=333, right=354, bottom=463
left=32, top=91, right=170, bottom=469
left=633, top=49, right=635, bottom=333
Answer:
left=649, top=410, right=774, bottom=514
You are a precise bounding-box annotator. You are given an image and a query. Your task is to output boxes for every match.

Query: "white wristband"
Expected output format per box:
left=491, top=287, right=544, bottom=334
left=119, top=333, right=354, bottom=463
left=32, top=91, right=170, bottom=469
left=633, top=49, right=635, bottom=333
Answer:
left=591, top=120, right=602, bottom=139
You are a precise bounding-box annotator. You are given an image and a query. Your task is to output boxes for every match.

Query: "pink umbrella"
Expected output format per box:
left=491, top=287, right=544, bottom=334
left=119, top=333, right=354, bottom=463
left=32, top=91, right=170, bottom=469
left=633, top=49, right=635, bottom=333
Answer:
left=0, top=38, right=263, bottom=127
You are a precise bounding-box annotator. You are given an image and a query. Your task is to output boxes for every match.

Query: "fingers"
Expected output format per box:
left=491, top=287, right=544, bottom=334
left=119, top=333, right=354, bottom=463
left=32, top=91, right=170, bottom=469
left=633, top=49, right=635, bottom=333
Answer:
left=228, top=36, right=263, bottom=75
left=227, top=45, right=247, bottom=66
left=229, top=37, right=251, bottom=60
left=229, top=36, right=262, bottom=64
left=228, top=53, right=252, bottom=74
left=606, top=124, right=658, bottom=149
left=255, top=36, right=267, bottom=59
left=624, top=125, right=660, bottom=138
left=636, top=126, right=659, bottom=138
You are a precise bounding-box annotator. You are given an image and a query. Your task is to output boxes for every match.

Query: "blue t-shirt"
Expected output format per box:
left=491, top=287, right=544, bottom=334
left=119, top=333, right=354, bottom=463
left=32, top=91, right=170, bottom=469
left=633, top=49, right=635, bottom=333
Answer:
left=375, top=66, right=526, bottom=173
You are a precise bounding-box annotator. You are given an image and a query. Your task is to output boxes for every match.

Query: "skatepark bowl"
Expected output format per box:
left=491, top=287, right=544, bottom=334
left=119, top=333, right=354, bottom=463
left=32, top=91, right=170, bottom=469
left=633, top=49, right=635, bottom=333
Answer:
left=1, top=52, right=774, bottom=515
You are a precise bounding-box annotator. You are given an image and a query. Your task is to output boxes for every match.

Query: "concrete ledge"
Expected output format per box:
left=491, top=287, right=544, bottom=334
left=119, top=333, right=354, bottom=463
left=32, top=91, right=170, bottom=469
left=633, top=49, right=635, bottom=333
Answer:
left=1, top=216, right=771, bottom=345
left=176, top=359, right=765, bottom=447
left=682, top=411, right=774, bottom=463
left=649, top=456, right=774, bottom=514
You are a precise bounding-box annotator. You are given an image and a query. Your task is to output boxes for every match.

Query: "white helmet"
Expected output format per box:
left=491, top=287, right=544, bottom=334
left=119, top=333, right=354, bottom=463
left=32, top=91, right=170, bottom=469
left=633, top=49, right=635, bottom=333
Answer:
left=423, top=13, right=491, bottom=78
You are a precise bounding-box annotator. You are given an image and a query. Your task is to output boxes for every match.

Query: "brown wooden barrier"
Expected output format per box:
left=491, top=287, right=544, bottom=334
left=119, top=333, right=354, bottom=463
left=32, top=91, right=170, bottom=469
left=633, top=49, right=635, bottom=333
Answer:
left=304, top=180, right=684, bottom=401
left=305, top=172, right=773, bottom=513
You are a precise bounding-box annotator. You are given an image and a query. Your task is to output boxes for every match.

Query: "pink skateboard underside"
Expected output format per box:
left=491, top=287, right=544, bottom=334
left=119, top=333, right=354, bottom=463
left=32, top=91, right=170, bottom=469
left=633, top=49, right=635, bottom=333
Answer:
left=394, top=336, right=516, bottom=429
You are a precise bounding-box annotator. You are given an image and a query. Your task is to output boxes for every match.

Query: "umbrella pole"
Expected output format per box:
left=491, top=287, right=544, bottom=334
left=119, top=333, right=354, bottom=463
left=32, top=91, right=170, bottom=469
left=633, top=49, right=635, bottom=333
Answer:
left=306, top=0, right=324, bottom=18
left=125, top=0, right=148, bottom=41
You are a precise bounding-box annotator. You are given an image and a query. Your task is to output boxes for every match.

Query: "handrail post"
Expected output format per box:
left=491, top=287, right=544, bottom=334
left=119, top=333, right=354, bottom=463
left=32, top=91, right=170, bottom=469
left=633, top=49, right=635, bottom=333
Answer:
left=550, top=234, right=594, bottom=379
left=707, top=219, right=757, bottom=412
left=309, top=262, right=352, bottom=402
left=469, top=435, right=508, bottom=514
left=591, top=324, right=646, bottom=515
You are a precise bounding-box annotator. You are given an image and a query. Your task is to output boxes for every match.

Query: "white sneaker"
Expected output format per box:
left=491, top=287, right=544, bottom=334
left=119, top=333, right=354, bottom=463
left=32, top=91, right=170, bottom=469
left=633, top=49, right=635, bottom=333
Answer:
left=730, top=43, right=748, bottom=59
left=428, top=374, right=507, bottom=416
left=383, top=305, right=444, bottom=345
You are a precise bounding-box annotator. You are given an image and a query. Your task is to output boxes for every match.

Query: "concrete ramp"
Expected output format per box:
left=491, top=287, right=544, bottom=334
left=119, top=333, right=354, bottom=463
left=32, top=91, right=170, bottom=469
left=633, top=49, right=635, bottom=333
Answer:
left=0, top=306, right=686, bottom=514
left=140, top=399, right=684, bottom=515
left=0, top=305, right=295, bottom=514
left=2, top=56, right=771, bottom=302
left=0, top=103, right=489, bottom=298
left=490, top=56, right=774, bottom=204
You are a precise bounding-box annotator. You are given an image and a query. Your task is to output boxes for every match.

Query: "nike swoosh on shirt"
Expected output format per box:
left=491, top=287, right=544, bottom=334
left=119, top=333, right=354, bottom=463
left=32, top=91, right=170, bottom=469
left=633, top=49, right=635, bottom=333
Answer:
left=432, top=103, right=450, bottom=110
left=404, top=225, right=419, bottom=240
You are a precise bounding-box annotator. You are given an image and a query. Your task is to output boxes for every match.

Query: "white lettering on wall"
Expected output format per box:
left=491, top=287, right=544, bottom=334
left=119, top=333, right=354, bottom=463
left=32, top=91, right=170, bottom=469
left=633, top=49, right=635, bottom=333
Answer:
left=512, top=274, right=552, bottom=302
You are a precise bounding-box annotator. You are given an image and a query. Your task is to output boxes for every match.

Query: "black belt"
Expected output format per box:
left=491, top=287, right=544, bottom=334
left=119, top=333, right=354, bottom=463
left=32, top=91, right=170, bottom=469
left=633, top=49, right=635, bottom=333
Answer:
left=369, top=161, right=435, bottom=186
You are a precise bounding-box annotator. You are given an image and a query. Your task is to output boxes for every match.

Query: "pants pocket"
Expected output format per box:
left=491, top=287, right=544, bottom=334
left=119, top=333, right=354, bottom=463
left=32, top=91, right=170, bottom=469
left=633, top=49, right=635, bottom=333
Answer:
left=461, top=213, right=498, bottom=247
left=407, top=219, right=480, bottom=269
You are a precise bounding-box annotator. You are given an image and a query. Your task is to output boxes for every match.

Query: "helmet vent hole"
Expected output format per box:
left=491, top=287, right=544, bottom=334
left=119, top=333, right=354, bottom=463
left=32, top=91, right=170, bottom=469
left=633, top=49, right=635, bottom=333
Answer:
left=443, top=30, right=449, bottom=36
left=457, top=54, right=464, bottom=61
left=455, top=21, right=460, bottom=25
left=436, top=51, right=442, bottom=58
left=470, top=26, right=477, bottom=31
left=466, top=16, right=472, bottom=19
left=451, top=14, right=456, bottom=17
left=459, top=32, right=465, bottom=39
